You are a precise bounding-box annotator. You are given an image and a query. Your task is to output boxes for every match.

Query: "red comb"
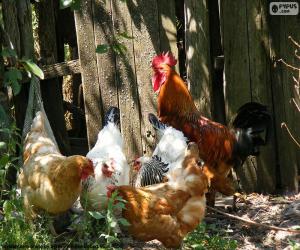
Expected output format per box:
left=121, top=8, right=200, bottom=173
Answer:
left=151, top=52, right=177, bottom=68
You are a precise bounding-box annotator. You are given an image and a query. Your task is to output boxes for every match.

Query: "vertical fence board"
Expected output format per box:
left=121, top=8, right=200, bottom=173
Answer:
left=74, top=0, right=102, bottom=148
left=157, top=0, right=178, bottom=71
left=185, top=0, right=212, bottom=117
left=130, top=0, right=161, bottom=155
left=111, top=1, right=143, bottom=162
left=246, top=0, right=276, bottom=192
left=270, top=14, right=299, bottom=192
left=208, top=0, right=226, bottom=124
left=92, top=0, right=118, bottom=115
left=37, top=0, right=71, bottom=155
left=221, top=0, right=256, bottom=192
left=2, top=1, right=21, bottom=55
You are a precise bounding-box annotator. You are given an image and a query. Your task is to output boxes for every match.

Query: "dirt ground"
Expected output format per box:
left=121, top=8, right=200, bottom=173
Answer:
left=121, top=193, right=300, bottom=250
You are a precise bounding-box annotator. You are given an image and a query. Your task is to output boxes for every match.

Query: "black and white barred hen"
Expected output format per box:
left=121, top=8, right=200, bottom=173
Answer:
left=134, top=113, right=188, bottom=187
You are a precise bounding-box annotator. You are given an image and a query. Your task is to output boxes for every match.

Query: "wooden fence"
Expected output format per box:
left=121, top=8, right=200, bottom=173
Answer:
left=1, top=0, right=299, bottom=193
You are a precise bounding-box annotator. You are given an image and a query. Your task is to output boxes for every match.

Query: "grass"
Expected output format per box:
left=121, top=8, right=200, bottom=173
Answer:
left=184, top=223, right=238, bottom=250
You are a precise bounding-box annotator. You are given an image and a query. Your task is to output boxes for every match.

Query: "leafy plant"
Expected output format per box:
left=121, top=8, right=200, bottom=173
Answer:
left=88, top=190, right=130, bottom=248
left=184, top=223, right=238, bottom=250
left=59, top=0, right=81, bottom=10
left=96, top=32, right=134, bottom=56
left=1, top=47, right=44, bottom=96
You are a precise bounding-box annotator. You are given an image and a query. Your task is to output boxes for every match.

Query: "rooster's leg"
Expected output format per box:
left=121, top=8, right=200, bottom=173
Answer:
left=206, top=189, right=216, bottom=207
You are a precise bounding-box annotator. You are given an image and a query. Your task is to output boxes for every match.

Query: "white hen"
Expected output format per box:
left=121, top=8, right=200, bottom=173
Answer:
left=134, top=113, right=188, bottom=187
left=81, top=107, right=130, bottom=211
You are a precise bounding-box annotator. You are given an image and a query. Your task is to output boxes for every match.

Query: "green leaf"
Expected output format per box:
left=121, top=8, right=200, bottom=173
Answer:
left=59, top=0, right=72, bottom=9
left=60, top=0, right=81, bottom=10
left=0, top=142, right=7, bottom=150
left=110, top=220, right=117, bottom=228
left=114, top=202, right=125, bottom=210
left=117, top=32, right=134, bottom=40
left=118, top=218, right=130, bottom=226
left=88, top=211, right=105, bottom=220
left=96, top=44, right=110, bottom=54
left=21, top=59, right=44, bottom=79
left=70, top=0, right=81, bottom=10
left=1, top=48, right=17, bottom=58
left=3, top=68, right=22, bottom=95
left=10, top=80, right=21, bottom=96
left=3, top=200, right=13, bottom=215
left=112, top=43, right=127, bottom=55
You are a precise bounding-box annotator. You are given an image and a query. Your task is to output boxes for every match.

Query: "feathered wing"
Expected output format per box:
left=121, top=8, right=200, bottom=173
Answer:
left=134, top=114, right=188, bottom=187
left=18, top=111, right=94, bottom=218
left=81, top=107, right=130, bottom=211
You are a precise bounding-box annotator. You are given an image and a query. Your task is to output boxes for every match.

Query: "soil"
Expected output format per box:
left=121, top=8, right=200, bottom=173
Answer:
left=120, top=193, right=300, bottom=250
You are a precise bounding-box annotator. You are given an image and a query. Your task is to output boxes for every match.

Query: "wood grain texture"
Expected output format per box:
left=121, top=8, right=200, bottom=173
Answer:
left=111, top=0, right=143, bottom=162
left=221, top=0, right=255, bottom=192
left=185, top=0, right=212, bottom=118
left=157, top=0, right=179, bottom=72
left=36, top=0, right=71, bottom=155
left=246, top=0, right=276, bottom=193
left=92, top=0, right=118, bottom=115
left=2, top=0, right=21, bottom=55
left=74, top=0, right=102, bottom=149
left=129, top=0, right=160, bottom=155
left=269, top=12, right=299, bottom=192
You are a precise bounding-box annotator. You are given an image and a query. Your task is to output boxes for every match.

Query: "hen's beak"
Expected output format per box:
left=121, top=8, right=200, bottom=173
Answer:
left=102, top=163, right=115, bottom=177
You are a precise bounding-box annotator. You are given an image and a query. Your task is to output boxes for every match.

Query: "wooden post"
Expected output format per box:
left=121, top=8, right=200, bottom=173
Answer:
left=111, top=0, right=143, bottom=161
left=268, top=12, right=299, bottom=192
left=157, top=0, right=179, bottom=72
left=92, top=0, right=118, bottom=115
left=185, top=0, right=212, bottom=118
left=129, top=0, right=161, bottom=155
left=245, top=0, right=277, bottom=193
left=220, top=0, right=255, bottom=192
left=74, top=0, right=102, bottom=149
left=208, top=0, right=226, bottom=124
left=36, top=0, right=71, bottom=155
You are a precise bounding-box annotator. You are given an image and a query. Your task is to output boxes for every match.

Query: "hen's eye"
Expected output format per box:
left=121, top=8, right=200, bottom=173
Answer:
left=197, top=159, right=204, bottom=167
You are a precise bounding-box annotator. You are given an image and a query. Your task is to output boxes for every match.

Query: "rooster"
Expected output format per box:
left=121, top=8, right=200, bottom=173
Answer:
left=134, top=113, right=188, bottom=187
left=80, top=107, right=130, bottom=211
left=18, top=111, right=94, bottom=220
left=151, top=52, right=271, bottom=205
left=109, top=143, right=209, bottom=248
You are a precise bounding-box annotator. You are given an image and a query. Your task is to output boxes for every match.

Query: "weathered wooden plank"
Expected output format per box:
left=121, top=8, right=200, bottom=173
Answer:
left=157, top=0, right=179, bottom=72
left=16, top=0, right=34, bottom=59
left=130, top=0, right=161, bottom=155
left=92, top=0, right=118, bottom=116
left=208, top=0, right=226, bottom=124
left=221, top=0, right=255, bottom=192
left=36, top=0, right=71, bottom=155
left=185, top=0, right=212, bottom=117
left=41, top=60, right=81, bottom=78
left=111, top=0, right=143, bottom=161
left=74, top=0, right=102, bottom=148
left=2, top=0, right=21, bottom=55
left=270, top=12, right=299, bottom=192
left=246, top=0, right=277, bottom=192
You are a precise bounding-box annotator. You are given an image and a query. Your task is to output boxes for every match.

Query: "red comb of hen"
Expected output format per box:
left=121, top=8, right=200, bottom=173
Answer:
left=152, top=52, right=177, bottom=68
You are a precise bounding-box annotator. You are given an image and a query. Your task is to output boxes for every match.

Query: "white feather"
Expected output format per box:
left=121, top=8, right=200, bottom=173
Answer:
left=153, top=127, right=188, bottom=164
left=82, top=122, right=130, bottom=211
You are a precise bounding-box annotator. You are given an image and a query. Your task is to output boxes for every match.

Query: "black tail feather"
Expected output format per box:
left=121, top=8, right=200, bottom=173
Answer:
left=104, top=107, right=120, bottom=126
left=148, top=113, right=167, bottom=130
left=232, top=102, right=272, bottom=165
